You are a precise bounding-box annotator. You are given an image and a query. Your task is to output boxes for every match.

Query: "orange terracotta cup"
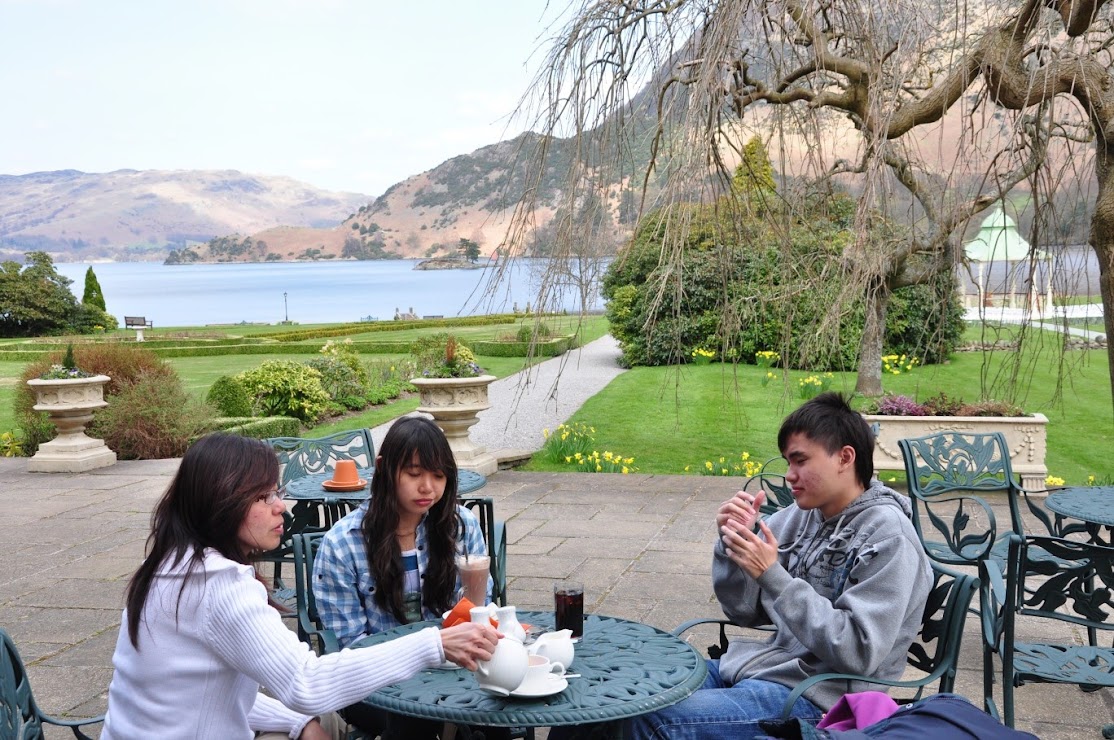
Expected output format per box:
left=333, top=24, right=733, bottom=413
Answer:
left=332, top=459, right=359, bottom=485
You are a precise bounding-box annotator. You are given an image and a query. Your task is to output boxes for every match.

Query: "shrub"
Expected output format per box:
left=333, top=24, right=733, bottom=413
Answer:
left=305, top=355, right=368, bottom=407
left=604, top=195, right=965, bottom=369
left=16, top=344, right=175, bottom=454
left=236, top=360, right=332, bottom=423
left=956, top=400, right=1027, bottom=417
left=202, top=416, right=301, bottom=439
left=92, top=370, right=214, bottom=459
left=867, top=394, right=928, bottom=416
left=319, top=338, right=369, bottom=385
left=0, top=431, right=23, bottom=457
left=206, top=375, right=254, bottom=417
left=410, top=334, right=483, bottom=378
left=921, top=392, right=964, bottom=416
left=515, top=323, right=554, bottom=342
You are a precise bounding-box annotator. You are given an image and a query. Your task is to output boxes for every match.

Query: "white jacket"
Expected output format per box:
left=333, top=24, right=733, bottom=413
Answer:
left=102, top=548, right=443, bottom=739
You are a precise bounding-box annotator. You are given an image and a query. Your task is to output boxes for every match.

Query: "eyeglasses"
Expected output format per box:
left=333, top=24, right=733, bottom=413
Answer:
left=257, top=487, right=286, bottom=505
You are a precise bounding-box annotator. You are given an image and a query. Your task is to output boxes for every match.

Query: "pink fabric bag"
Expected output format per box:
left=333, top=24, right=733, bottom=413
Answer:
left=816, top=692, right=900, bottom=731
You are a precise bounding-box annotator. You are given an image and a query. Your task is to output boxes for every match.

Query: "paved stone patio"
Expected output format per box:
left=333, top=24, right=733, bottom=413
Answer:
left=1, top=458, right=1110, bottom=737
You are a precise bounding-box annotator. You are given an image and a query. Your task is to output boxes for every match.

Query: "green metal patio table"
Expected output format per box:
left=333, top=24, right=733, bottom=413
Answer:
left=351, top=611, right=708, bottom=738
left=1045, top=486, right=1114, bottom=545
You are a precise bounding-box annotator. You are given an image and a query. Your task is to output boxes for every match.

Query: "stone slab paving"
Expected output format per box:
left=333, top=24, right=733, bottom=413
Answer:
left=1, top=459, right=1110, bottom=737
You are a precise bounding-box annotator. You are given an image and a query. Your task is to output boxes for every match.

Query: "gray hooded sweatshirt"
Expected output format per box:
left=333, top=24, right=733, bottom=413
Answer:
left=712, top=481, right=932, bottom=711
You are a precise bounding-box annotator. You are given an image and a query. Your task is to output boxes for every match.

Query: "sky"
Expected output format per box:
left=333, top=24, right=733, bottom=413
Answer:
left=0, top=0, right=567, bottom=196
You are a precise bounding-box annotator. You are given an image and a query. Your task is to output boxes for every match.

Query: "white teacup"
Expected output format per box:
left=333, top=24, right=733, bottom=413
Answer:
left=528, top=629, right=575, bottom=669
left=517, top=654, right=565, bottom=694
left=473, top=636, right=528, bottom=696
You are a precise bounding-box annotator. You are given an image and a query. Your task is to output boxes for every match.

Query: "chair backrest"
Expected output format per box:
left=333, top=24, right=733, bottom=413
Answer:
left=267, top=429, right=375, bottom=487
left=1, top=628, right=38, bottom=739
left=292, top=532, right=337, bottom=654
left=907, top=561, right=978, bottom=693
left=900, top=431, right=1018, bottom=498
left=742, top=473, right=794, bottom=515
left=900, top=431, right=1070, bottom=554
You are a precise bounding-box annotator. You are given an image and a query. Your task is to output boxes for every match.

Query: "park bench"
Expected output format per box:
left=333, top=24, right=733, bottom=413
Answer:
left=124, top=316, right=152, bottom=341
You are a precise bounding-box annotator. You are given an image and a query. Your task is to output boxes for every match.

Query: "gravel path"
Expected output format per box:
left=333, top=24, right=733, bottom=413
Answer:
left=370, top=335, right=626, bottom=455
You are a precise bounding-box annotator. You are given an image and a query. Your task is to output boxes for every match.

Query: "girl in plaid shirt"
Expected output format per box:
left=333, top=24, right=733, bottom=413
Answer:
left=315, top=416, right=499, bottom=738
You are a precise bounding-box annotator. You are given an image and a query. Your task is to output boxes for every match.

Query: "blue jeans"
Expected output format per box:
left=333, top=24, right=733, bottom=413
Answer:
left=623, top=660, right=823, bottom=740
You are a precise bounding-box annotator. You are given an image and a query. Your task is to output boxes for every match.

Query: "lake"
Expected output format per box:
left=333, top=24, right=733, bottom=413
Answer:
left=54, top=260, right=605, bottom=327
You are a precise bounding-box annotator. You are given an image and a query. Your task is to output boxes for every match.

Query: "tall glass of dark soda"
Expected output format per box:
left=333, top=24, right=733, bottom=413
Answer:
left=554, top=581, right=584, bottom=638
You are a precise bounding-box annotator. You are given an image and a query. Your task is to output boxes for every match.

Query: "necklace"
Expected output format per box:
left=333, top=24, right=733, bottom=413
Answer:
left=396, top=529, right=416, bottom=538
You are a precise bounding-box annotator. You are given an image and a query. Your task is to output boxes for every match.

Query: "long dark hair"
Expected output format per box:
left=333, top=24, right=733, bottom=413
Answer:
left=124, top=433, right=279, bottom=647
left=363, top=416, right=461, bottom=623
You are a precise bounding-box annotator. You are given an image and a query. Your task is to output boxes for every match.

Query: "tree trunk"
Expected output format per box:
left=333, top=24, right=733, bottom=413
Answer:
left=1091, top=133, right=1114, bottom=421
left=855, top=277, right=890, bottom=396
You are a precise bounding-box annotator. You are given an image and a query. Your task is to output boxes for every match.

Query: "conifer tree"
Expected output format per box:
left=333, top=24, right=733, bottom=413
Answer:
left=82, top=266, right=106, bottom=310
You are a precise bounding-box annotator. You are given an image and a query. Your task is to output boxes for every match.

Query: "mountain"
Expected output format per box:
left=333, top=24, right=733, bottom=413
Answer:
left=0, top=169, right=370, bottom=262
left=168, top=131, right=644, bottom=264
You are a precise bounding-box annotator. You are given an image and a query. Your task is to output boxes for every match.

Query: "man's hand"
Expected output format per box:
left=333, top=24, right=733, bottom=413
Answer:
left=439, top=621, right=501, bottom=671
left=298, top=718, right=331, bottom=740
left=720, top=519, right=779, bottom=579
left=716, top=490, right=766, bottom=536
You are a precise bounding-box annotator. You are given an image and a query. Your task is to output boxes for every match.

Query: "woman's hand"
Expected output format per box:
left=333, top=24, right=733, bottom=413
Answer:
left=440, top=622, right=500, bottom=671
left=298, top=718, right=331, bottom=740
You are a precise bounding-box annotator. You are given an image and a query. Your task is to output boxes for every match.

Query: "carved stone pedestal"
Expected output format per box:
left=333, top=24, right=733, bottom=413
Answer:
left=410, top=375, right=497, bottom=475
left=26, top=375, right=117, bottom=473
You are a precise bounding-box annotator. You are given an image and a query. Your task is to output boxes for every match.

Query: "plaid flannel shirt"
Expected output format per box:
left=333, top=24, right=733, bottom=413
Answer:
left=314, top=500, right=491, bottom=648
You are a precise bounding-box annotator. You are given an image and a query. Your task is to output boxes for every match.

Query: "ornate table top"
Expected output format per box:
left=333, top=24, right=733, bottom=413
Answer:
left=285, top=467, right=486, bottom=501
left=352, top=611, right=707, bottom=728
left=1046, top=486, right=1114, bottom=527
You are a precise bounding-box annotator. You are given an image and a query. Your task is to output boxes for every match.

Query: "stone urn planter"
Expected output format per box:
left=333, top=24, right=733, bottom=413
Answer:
left=410, top=375, right=497, bottom=475
left=26, top=375, right=117, bottom=472
left=864, top=413, right=1049, bottom=490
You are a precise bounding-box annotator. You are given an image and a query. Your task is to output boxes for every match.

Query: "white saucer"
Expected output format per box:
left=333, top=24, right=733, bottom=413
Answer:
left=509, top=676, right=568, bottom=698
left=437, top=660, right=463, bottom=670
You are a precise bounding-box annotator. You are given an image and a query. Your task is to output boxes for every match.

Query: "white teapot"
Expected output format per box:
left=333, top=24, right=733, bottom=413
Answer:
left=473, top=636, right=529, bottom=696
left=471, top=606, right=528, bottom=695
left=528, top=629, right=575, bottom=670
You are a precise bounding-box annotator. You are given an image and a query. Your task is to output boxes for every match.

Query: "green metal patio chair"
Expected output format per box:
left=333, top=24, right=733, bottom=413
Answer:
left=1, top=627, right=104, bottom=739
left=292, top=532, right=339, bottom=655
left=673, top=561, right=977, bottom=718
left=899, top=431, right=1083, bottom=568
left=263, top=429, right=376, bottom=600
left=980, top=534, right=1114, bottom=730
left=269, top=428, right=376, bottom=487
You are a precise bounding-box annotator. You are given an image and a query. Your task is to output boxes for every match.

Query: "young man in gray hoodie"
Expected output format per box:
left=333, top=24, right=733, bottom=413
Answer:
left=626, top=392, right=933, bottom=740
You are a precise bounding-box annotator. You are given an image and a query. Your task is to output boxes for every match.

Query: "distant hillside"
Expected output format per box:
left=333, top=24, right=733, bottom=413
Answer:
left=0, top=169, right=369, bottom=262
left=172, top=132, right=644, bottom=264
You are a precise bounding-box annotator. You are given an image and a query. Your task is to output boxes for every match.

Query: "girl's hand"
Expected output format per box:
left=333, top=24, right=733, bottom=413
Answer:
left=440, top=622, right=501, bottom=671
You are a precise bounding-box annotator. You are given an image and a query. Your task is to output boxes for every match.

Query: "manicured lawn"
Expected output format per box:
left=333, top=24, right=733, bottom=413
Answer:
left=525, top=339, right=1111, bottom=486
left=0, top=315, right=608, bottom=435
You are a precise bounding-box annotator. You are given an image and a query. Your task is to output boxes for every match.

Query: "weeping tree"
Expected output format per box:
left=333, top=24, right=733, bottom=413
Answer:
left=497, top=0, right=1112, bottom=413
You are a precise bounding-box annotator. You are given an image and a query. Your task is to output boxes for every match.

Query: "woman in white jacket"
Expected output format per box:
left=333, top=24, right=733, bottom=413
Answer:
left=102, top=433, right=499, bottom=739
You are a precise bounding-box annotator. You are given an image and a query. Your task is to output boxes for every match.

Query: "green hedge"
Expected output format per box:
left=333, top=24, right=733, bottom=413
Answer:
left=2, top=337, right=272, bottom=349
left=259, top=314, right=519, bottom=342
left=0, top=340, right=419, bottom=362
left=204, top=416, right=302, bottom=439
left=471, top=335, right=577, bottom=357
